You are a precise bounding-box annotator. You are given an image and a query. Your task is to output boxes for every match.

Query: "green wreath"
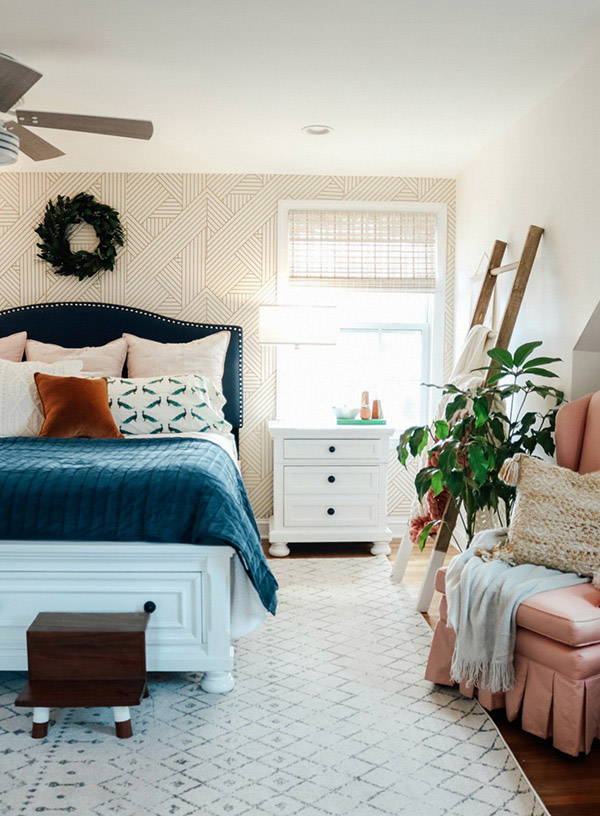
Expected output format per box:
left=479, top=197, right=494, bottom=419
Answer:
left=35, top=192, right=124, bottom=281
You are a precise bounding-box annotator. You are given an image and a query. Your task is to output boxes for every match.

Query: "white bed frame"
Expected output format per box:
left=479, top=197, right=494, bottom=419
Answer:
left=0, top=541, right=236, bottom=693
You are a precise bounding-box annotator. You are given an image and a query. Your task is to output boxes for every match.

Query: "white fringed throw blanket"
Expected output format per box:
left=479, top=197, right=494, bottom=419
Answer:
left=445, top=528, right=589, bottom=692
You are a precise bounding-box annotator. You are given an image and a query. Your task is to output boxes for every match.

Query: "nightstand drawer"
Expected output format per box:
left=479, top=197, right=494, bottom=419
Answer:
left=284, top=496, right=379, bottom=527
left=284, top=466, right=379, bottom=495
left=283, top=438, right=380, bottom=462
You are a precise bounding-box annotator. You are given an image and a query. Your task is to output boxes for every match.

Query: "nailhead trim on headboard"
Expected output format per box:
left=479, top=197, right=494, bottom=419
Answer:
left=0, top=302, right=244, bottom=427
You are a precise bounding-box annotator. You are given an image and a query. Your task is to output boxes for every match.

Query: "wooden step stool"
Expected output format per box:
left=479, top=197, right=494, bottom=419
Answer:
left=15, top=610, right=153, bottom=739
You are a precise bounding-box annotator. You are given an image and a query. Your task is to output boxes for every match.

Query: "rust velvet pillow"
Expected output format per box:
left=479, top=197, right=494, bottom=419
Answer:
left=34, top=373, right=124, bottom=439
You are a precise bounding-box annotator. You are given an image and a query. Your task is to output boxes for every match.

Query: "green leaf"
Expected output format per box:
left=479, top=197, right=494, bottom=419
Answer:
left=445, top=394, right=467, bottom=421
left=431, top=470, right=444, bottom=496
left=519, top=412, right=537, bottom=434
left=437, top=444, right=457, bottom=473
left=418, top=521, right=439, bottom=552
left=472, top=396, right=489, bottom=427
left=468, top=445, right=489, bottom=486
left=523, top=367, right=559, bottom=378
left=486, top=370, right=505, bottom=385
left=522, top=356, right=561, bottom=368
left=537, top=428, right=555, bottom=456
left=408, top=427, right=426, bottom=457
left=490, top=416, right=506, bottom=442
left=434, top=420, right=449, bottom=439
left=487, top=347, right=513, bottom=367
left=399, top=427, right=416, bottom=447
left=445, top=469, right=464, bottom=496
left=415, top=468, right=434, bottom=500
left=513, top=341, right=542, bottom=367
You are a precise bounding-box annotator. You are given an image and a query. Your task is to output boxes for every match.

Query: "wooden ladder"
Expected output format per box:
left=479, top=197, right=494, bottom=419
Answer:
left=394, top=225, right=544, bottom=611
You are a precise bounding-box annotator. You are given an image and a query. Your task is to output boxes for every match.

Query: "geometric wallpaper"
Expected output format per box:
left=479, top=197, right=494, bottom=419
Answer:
left=0, top=172, right=456, bottom=520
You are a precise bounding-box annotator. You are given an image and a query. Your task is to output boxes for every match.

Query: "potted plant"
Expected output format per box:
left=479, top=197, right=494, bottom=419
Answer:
left=398, top=341, right=565, bottom=549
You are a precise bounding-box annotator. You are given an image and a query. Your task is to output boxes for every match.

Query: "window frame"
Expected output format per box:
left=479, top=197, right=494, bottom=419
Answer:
left=339, top=322, right=431, bottom=426
left=276, top=199, right=447, bottom=423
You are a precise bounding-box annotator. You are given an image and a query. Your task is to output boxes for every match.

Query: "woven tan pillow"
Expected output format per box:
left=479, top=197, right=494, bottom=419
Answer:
left=496, top=454, right=600, bottom=586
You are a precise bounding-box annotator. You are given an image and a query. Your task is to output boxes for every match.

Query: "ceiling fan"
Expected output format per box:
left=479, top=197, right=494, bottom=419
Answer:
left=0, top=53, right=153, bottom=165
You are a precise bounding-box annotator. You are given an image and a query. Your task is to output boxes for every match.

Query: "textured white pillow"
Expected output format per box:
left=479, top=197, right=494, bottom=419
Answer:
left=26, top=337, right=127, bottom=377
left=496, top=454, right=600, bottom=586
left=107, top=374, right=232, bottom=436
left=0, top=331, right=27, bottom=362
left=0, top=359, right=84, bottom=437
left=123, top=332, right=230, bottom=389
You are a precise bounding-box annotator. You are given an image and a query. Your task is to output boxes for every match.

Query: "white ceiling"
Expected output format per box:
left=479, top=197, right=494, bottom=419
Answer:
left=3, top=0, right=600, bottom=176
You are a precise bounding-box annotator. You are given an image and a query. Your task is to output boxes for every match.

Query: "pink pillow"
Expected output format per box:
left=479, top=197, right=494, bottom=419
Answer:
left=123, top=331, right=230, bottom=388
left=578, top=391, right=600, bottom=475
left=26, top=338, right=127, bottom=377
left=0, top=331, right=27, bottom=362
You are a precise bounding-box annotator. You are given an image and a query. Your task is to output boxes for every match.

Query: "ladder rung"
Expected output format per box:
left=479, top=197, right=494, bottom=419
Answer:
left=490, top=261, right=519, bottom=276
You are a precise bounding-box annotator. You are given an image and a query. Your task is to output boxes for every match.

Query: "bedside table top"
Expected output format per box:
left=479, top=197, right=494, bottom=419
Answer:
left=268, top=420, right=396, bottom=438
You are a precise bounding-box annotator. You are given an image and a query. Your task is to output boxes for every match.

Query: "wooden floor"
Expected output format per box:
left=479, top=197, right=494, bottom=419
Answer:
left=263, top=538, right=600, bottom=816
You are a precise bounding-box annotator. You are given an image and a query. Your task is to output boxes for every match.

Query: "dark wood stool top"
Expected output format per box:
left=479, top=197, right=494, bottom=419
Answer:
left=16, top=611, right=152, bottom=740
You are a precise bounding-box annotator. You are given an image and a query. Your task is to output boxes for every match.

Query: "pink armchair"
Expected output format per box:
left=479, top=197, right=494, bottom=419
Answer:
left=425, top=392, right=600, bottom=755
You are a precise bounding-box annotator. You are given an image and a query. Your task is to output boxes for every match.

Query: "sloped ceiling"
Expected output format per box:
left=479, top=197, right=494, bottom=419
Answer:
left=2, top=0, right=600, bottom=174
left=576, top=301, right=600, bottom=351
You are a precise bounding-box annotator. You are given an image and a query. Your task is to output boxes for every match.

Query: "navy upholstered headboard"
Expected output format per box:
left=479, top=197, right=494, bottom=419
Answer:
left=0, top=303, right=243, bottom=431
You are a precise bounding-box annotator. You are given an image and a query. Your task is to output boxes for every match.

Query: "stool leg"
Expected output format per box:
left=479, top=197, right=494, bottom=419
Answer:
left=32, top=707, right=50, bottom=739
left=113, top=706, right=132, bottom=739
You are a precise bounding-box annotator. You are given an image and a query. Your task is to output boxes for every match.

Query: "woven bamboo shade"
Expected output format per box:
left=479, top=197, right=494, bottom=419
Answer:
left=288, top=209, right=437, bottom=291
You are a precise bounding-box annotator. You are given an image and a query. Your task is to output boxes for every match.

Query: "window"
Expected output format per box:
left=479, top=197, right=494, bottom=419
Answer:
left=276, top=201, right=446, bottom=432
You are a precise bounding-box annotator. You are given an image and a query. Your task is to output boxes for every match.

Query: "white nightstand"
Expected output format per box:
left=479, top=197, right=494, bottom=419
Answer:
left=268, top=421, right=395, bottom=557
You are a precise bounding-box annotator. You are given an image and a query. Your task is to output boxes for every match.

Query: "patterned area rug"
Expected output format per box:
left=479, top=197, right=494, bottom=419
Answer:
left=0, top=557, right=546, bottom=816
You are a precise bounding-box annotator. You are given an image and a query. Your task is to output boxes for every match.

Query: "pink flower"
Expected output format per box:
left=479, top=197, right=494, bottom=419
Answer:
left=409, top=514, right=435, bottom=545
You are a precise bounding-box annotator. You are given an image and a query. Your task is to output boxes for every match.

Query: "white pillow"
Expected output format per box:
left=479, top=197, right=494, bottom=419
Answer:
left=0, top=359, right=84, bottom=437
left=123, top=332, right=230, bottom=390
left=26, top=337, right=127, bottom=377
left=107, top=374, right=232, bottom=437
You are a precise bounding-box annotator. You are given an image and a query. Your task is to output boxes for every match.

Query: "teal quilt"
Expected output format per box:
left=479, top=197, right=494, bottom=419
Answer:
left=0, top=436, right=278, bottom=614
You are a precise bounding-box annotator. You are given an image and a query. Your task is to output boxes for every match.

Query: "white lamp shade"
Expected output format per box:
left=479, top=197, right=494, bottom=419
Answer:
left=258, top=306, right=338, bottom=346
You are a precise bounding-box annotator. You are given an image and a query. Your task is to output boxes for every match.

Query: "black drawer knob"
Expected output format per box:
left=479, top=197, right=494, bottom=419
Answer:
left=329, top=445, right=336, bottom=453
left=328, top=475, right=335, bottom=483
left=144, top=601, right=157, bottom=614
left=327, top=507, right=335, bottom=516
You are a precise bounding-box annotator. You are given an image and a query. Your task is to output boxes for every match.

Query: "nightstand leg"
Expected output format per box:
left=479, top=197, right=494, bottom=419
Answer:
left=201, top=671, right=235, bottom=693
left=269, top=542, right=290, bottom=557
left=31, top=707, right=50, bottom=739
left=371, top=540, right=392, bottom=556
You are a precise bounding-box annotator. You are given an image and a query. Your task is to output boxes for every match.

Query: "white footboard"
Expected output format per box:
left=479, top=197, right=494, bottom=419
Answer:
left=0, top=542, right=235, bottom=691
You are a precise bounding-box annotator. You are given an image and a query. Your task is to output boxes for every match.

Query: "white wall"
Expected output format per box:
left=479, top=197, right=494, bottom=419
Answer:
left=456, top=50, right=600, bottom=399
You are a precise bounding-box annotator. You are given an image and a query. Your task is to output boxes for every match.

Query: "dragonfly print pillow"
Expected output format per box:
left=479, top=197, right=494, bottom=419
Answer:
left=107, top=374, right=232, bottom=436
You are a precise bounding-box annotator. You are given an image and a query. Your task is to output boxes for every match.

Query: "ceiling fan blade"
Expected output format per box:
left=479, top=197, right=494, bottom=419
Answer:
left=4, top=121, right=65, bottom=161
left=0, top=54, right=42, bottom=113
left=16, top=110, right=154, bottom=140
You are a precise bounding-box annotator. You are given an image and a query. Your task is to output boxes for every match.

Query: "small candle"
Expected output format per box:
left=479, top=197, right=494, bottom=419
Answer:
left=360, top=391, right=371, bottom=420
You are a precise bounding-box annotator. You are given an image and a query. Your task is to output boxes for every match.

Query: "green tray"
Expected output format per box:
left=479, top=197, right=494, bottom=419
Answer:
left=336, top=418, right=386, bottom=425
